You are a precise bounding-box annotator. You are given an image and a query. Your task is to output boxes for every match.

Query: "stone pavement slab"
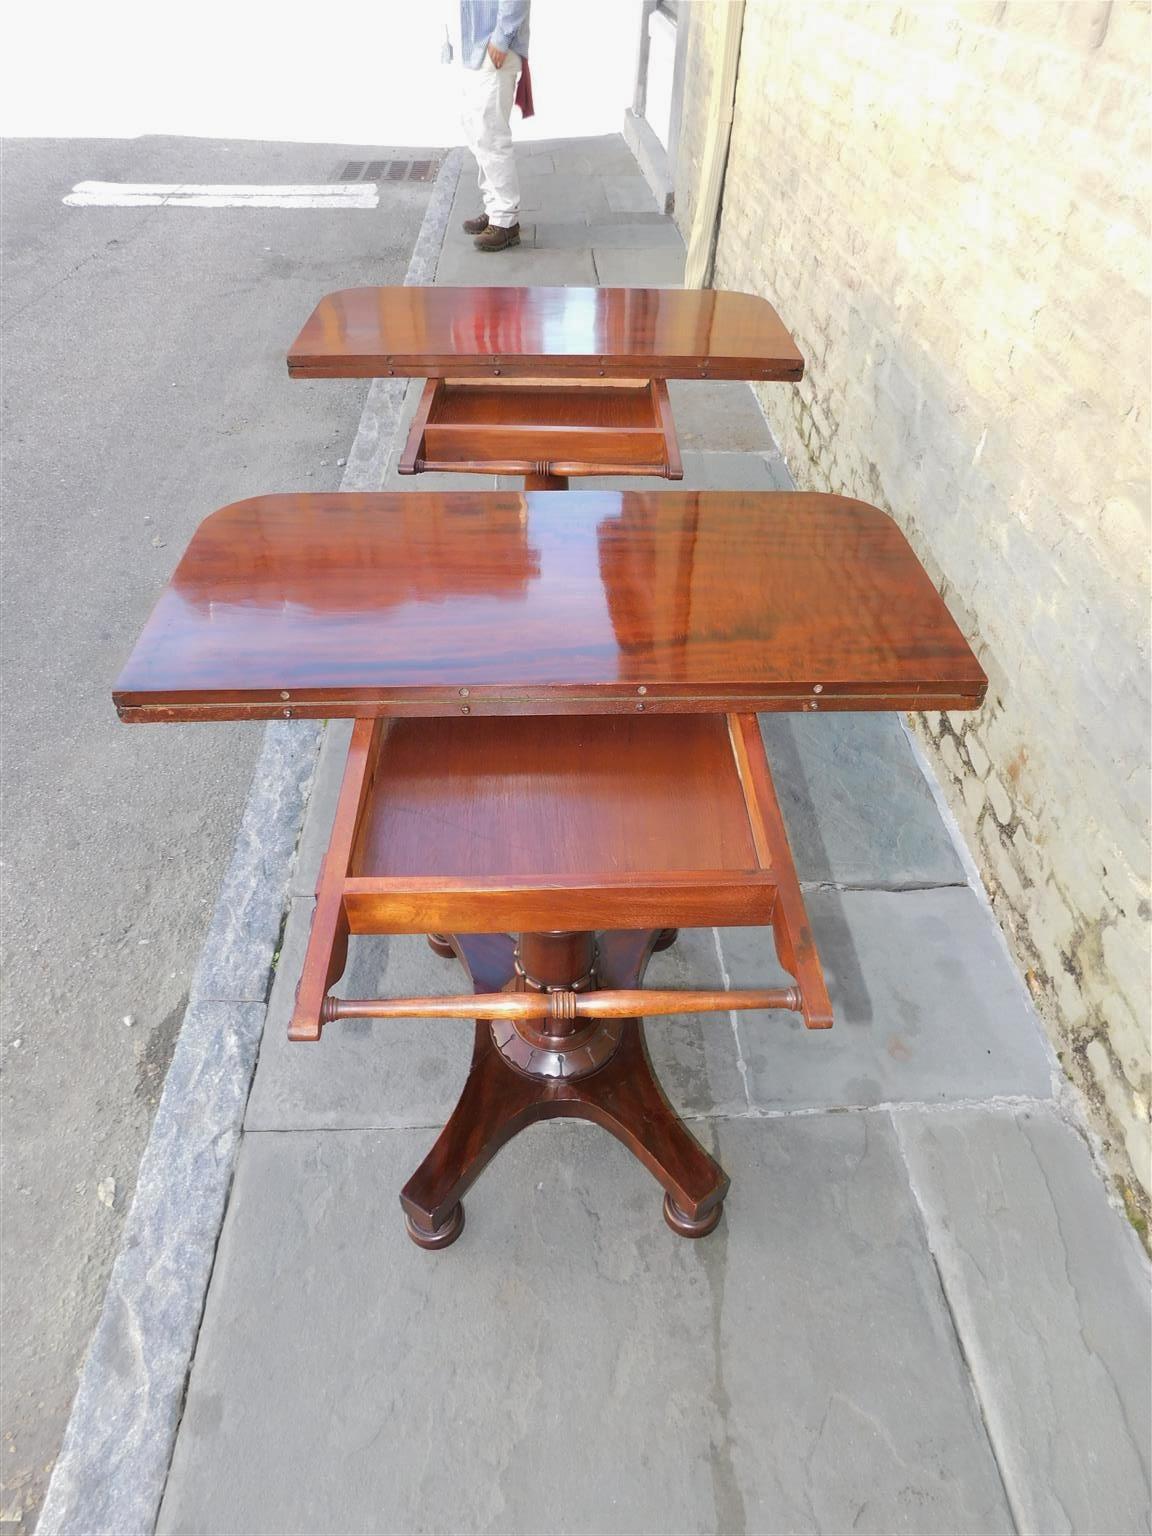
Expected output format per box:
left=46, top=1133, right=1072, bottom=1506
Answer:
left=667, top=378, right=777, bottom=452
left=533, top=217, right=684, bottom=249
left=643, top=927, right=749, bottom=1120
left=246, top=902, right=472, bottom=1133
left=680, top=448, right=794, bottom=490
left=436, top=240, right=598, bottom=285
left=157, top=1115, right=1013, bottom=1536
left=592, top=244, right=685, bottom=286
left=720, top=886, right=1054, bottom=1110
left=603, top=175, right=662, bottom=213
left=895, top=1107, right=1152, bottom=1535
left=760, top=712, right=967, bottom=888
left=523, top=136, right=640, bottom=176
left=515, top=171, right=612, bottom=217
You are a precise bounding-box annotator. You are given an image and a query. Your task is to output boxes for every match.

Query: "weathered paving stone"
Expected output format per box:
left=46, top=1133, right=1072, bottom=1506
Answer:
left=534, top=218, right=684, bottom=250
left=516, top=169, right=615, bottom=211
left=436, top=238, right=597, bottom=286
left=591, top=244, right=685, bottom=286
left=895, top=1106, right=1152, bottom=1535
left=157, top=1115, right=1013, bottom=1535
left=666, top=377, right=777, bottom=453
left=685, top=449, right=795, bottom=490
left=245, top=905, right=472, bottom=1132
left=758, top=711, right=967, bottom=888
left=602, top=175, right=661, bottom=213
left=644, top=926, right=748, bottom=1120
left=720, top=886, right=1054, bottom=1109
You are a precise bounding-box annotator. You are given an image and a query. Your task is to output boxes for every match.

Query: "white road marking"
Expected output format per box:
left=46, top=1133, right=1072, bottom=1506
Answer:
left=63, top=181, right=379, bottom=209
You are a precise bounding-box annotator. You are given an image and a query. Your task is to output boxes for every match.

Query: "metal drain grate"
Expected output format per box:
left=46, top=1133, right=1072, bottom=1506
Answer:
left=335, top=159, right=440, bottom=183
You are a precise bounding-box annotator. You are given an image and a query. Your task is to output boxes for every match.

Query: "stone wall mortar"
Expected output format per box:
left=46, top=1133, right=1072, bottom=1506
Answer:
left=675, top=0, right=1151, bottom=1228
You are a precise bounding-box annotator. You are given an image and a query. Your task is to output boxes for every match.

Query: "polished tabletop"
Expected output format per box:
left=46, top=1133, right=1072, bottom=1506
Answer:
left=114, top=492, right=986, bottom=722
left=287, top=286, right=804, bottom=382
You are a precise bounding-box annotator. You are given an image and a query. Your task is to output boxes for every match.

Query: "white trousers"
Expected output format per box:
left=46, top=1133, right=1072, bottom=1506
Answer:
left=460, top=49, right=521, bottom=228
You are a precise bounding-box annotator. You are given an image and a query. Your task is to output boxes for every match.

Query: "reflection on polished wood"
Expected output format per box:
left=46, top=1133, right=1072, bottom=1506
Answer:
left=354, top=715, right=760, bottom=880
left=113, top=491, right=987, bottom=721
left=287, top=285, right=804, bottom=382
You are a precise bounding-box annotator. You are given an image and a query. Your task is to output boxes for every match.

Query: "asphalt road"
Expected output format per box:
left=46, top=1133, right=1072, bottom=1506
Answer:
left=0, top=134, right=434, bottom=1530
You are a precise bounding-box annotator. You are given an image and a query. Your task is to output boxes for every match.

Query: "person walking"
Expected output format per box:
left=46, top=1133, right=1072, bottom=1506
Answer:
left=449, top=1, right=532, bottom=252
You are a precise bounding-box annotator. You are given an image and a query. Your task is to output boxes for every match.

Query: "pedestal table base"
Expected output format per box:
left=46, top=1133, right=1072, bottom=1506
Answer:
left=401, top=930, right=729, bottom=1249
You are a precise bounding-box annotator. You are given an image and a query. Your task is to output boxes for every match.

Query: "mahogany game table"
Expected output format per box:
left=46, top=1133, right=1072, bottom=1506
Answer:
left=116, top=489, right=986, bottom=1248
left=288, top=286, right=804, bottom=488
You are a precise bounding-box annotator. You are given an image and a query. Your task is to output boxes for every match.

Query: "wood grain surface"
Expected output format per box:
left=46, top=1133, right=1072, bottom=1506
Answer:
left=287, top=285, right=804, bottom=381
left=113, top=490, right=987, bottom=721
left=340, top=713, right=777, bottom=935
left=354, top=715, right=758, bottom=878
left=398, top=378, right=683, bottom=479
left=288, top=711, right=831, bottom=1040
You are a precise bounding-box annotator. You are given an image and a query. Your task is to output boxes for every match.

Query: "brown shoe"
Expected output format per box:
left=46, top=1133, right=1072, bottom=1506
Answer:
left=462, top=213, right=489, bottom=235
left=474, top=222, right=520, bottom=252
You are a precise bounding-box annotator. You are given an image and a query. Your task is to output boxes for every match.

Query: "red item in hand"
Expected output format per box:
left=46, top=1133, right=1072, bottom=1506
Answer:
left=515, top=56, right=534, bottom=119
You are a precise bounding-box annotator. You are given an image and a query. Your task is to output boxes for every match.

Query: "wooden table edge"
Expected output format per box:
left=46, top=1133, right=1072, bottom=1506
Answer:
left=287, top=358, right=805, bottom=382
left=114, top=683, right=987, bottom=724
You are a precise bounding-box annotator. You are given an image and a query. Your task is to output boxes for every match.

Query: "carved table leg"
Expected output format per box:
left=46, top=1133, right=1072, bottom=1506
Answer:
left=400, top=1017, right=561, bottom=1247
left=399, top=929, right=729, bottom=1248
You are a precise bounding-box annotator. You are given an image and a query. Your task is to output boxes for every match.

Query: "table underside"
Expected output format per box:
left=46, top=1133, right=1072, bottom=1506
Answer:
left=292, top=710, right=831, bottom=1247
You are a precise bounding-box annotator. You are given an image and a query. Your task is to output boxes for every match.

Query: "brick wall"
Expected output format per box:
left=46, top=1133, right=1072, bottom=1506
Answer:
left=676, top=0, right=1151, bottom=1223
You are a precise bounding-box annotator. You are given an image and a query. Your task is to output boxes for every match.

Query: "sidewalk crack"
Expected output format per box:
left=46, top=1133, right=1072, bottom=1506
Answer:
left=893, top=1114, right=1023, bottom=1534
left=803, top=878, right=970, bottom=893
left=711, top=925, right=752, bottom=1111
